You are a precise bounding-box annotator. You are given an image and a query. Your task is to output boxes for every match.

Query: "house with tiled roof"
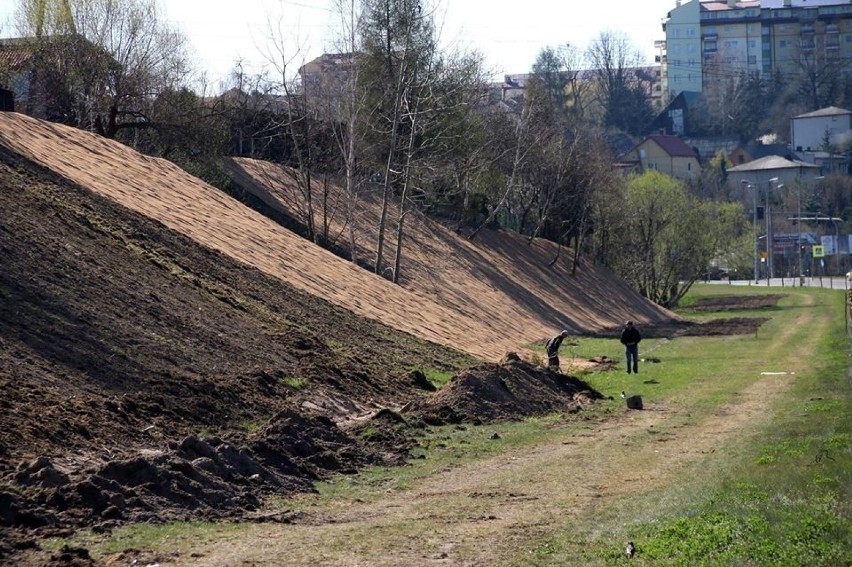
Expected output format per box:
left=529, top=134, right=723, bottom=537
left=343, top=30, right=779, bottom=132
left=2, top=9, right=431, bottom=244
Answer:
left=618, top=135, right=701, bottom=180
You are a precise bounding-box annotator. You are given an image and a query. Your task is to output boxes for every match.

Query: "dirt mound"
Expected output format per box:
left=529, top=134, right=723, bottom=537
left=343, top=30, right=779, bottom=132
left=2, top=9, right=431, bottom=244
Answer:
left=410, top=357, right=605, bottom=425
left=1, top=408, right=397, bottom=536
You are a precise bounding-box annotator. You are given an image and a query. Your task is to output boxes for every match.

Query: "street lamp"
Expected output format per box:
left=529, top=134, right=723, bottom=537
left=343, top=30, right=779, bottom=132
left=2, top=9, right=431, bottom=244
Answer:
left=743, top=177, right=779, bottom=282
left=768, top=181, right=783, bottom=279
left=742, top=179, right=758, bottom=282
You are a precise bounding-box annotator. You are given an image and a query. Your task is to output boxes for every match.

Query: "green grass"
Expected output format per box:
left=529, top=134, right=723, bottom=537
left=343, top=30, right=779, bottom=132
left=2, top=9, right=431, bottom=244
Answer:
left=238, top=419, right=263, bottom=433
left=56, top=521, right=239, bottom=558
left=280, top=375, right=308, bottom=389
left=421, top=368, right=455, bottom=388
left=509, top=285, right=852, bottom=566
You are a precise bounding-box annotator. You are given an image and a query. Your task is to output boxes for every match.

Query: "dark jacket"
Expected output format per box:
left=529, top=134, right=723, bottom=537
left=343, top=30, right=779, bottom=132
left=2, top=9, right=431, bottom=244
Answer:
left=546, top=334, right=565, bottom=357
left=620, top=325, right=642, bottom=346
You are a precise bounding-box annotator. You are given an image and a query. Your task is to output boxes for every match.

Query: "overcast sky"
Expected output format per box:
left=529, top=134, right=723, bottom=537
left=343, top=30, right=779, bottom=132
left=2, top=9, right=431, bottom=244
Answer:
left=0, top=0, right=677, bottom=89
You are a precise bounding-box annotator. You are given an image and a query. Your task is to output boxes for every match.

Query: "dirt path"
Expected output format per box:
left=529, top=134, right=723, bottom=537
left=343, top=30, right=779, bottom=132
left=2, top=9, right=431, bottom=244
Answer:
left=174, top=373, right=791, bottom=567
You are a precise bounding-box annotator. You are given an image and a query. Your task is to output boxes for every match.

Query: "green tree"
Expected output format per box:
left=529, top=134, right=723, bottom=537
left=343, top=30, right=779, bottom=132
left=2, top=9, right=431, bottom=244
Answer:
left=612, top=171, right=746, bottom=307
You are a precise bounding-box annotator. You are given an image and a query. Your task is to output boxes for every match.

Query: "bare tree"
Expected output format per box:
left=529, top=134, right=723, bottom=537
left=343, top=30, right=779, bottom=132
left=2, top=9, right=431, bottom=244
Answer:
left=16, top=0, right=192, bottom=139
left=585, top=30, right=654, bottom=135
left=358, top=0, right=437, bottom=278
left=328, top=0, right=366, bottom=266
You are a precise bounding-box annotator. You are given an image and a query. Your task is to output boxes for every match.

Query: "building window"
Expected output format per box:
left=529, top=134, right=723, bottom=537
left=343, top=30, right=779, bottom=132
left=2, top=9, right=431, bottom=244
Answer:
left=748, top=55, right=757, bottom=64
left=780, top=39, right=788, bottom=48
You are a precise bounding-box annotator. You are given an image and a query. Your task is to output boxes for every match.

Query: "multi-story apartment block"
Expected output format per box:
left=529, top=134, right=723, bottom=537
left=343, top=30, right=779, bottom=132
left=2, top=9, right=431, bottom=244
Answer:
left=660, top=0, right=852, bottom=100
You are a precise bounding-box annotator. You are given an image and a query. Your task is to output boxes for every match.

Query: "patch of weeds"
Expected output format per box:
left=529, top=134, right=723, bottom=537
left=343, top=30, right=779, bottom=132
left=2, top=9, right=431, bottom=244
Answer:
left=756, top=453, right=777, bottom=465
left=804, top=399, right=844, bottom=414
left=280, top=376, right=308, bottom=389
left=196, top=426, right=215, bottom=438
left=529, top=538, right=561, bottom=560
left=109, top=345, right=129, bottom=358
left=358, top=426, right=381, bottom=441
left=238, top=419, right=262, bottom=433
left=422, top=369, right=453, bottom=388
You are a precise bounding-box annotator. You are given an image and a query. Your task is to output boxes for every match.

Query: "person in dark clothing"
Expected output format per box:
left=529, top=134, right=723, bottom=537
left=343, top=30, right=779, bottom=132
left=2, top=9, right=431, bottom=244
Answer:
left=620, top=320, right=642, bottom=374
left=545, top=330, right=570, bottom=370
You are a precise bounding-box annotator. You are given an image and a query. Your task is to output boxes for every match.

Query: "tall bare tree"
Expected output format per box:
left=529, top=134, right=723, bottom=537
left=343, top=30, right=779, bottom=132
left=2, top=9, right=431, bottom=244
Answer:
left=585, top=30, right=654, bottom=135
left=358, top=0, right=436, bottom=278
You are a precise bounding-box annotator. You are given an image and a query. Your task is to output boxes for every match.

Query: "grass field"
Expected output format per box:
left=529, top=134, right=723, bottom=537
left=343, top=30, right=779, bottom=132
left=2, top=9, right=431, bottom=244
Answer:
left=59, top=285, right=852, bottom=566
left=516, top=284, right=852, bottom=566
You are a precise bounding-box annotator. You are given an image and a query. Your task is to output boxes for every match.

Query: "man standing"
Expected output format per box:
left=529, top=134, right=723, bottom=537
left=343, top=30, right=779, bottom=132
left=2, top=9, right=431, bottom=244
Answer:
left=545, top=330, right=570, bottom=370
left=620, top=320, right=642, bottom=374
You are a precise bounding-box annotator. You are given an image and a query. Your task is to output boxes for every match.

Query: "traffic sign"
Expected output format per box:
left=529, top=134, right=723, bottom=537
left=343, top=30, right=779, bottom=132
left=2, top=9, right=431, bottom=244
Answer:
left=813, top=245, right=825, bottom=258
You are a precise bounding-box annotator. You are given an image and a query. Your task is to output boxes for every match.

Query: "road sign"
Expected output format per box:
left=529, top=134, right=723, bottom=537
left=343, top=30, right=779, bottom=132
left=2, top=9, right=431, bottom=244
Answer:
left=813, top=245, right=825, bottom=258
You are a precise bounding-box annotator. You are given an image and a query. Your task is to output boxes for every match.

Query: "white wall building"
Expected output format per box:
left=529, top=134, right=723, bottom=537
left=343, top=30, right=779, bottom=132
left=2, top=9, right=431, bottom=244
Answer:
left=790, top=106, right=852, bottom=152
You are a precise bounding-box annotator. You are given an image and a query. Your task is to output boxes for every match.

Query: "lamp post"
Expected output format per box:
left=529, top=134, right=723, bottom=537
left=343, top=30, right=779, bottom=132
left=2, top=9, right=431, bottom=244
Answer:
left=743, top=177, right=779, bottom=282
left=766, top=178, right=780, bottom=280
left=742, top=179, right=758, bottom=282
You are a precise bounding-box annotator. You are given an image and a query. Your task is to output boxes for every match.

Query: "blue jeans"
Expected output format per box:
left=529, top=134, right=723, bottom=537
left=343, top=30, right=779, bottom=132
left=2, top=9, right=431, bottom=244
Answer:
left=625, top=344, right=638, bottom=373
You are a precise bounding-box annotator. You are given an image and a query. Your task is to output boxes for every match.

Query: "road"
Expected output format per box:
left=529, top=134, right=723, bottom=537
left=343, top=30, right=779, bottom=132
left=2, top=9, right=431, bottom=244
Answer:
left=707, top=276, right=849, bottom=290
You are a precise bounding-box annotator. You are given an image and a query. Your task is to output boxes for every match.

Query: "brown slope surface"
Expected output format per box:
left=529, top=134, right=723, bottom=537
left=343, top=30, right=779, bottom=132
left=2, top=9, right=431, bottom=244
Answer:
left=0, top=145, right=484, bottom=539
left=0, top=113, right=514, bottom=363
left=226, top=157, right=678, bottom=340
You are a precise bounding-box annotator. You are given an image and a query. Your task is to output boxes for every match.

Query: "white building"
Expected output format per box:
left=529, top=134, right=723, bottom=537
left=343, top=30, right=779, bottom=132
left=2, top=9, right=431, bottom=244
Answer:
left=790, top=106, right=852, bottom=152
left=660, top=0, right=852, bottom=101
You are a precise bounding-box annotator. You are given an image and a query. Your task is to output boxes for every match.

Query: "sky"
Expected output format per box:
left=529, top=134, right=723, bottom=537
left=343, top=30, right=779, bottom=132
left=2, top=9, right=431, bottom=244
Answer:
left=0, top=0, right=677, bottom=89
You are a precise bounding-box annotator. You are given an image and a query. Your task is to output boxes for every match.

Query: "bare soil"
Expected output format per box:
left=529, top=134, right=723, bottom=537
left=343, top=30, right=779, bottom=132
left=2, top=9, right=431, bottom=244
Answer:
left=0, top=113, right=775, bottom=565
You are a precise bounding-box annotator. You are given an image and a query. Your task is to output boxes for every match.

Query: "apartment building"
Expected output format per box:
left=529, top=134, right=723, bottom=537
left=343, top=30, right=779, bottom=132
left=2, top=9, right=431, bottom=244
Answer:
left=660, top=0, right=852, bottom=100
